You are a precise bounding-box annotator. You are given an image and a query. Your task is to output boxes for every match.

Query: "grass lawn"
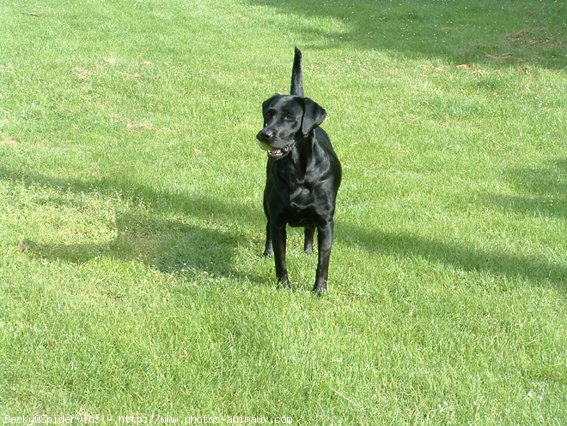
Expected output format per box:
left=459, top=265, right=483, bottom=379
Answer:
left=1, top=0, right=566, bottom=423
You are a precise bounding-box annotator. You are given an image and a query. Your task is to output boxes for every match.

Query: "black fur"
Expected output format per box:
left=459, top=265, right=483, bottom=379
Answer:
left=256, top=48, right=342, bottom=295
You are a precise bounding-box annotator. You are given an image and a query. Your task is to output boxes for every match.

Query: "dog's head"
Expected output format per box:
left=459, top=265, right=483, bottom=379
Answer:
left=256, top=94, right=326, bottom=159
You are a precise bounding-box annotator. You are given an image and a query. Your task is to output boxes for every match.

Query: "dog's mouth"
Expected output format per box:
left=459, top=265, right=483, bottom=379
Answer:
left=256, top=140, right=293, bottom=159
left=267, top=146, right=292, bottom=159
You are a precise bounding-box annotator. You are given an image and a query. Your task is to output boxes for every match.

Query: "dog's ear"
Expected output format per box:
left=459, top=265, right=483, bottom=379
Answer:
left=301, top=97, right=326, bottom=136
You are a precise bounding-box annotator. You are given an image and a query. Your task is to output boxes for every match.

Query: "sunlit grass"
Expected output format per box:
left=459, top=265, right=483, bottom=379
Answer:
left=1, top=0, right=566, bottom=423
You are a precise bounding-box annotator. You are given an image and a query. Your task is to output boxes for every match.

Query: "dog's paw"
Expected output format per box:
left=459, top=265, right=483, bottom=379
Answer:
left=313, top=283, right=327, bottom=296
left=277, top=276, right=291, bottom=290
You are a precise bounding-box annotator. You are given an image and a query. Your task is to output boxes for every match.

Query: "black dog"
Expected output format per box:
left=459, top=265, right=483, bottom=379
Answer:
left=256, top=48, right=342, bottom=295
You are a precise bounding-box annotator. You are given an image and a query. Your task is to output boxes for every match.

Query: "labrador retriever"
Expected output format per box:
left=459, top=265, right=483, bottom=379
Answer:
left=256, top=47, right=342, bottom=295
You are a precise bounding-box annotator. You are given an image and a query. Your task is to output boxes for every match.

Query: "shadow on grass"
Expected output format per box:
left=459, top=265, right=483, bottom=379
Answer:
left=336, top=160, right=566, bottom=291
left=1, top=166, right=565, bottom=291
left=339, top=226, right=566, bottom=290
left=247, top=0, right=567, bottom=69
left=33, top=214, right=243, bottom=277
left=485, top=159, right=567, bottom=219
left=1, top=167, right=265, bottom=284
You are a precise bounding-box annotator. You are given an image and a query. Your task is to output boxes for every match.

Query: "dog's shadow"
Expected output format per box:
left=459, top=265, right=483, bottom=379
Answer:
left=3, top=167, right=265, bottom=284
left=32, top=212, right=241, bottom=279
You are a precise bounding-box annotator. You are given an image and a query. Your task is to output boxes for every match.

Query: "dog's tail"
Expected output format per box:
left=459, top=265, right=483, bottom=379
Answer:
left=290, top=47, right=304, bottom=97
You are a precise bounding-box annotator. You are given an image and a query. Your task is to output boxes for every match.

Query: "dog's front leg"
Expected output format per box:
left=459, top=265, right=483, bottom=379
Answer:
left=314, top=221, right=334, bottom=295
left=271, top=224, right=290, bottom=289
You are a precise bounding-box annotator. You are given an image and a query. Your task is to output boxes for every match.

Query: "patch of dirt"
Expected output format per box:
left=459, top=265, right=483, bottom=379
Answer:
left=506, top=27, right=555, bottom=45
left=0, top=137, right=18, bottom=146
left=485, top=52, right=513, bottom=62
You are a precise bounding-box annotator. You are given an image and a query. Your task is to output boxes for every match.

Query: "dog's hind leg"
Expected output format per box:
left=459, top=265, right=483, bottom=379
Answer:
left=303, top=227, right=315, bottom=255
left=263, top=221, right=273, bottom=257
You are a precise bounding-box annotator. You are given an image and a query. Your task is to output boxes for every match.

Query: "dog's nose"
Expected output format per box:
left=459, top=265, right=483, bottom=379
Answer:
left=257, top=128, right=274, bottom=142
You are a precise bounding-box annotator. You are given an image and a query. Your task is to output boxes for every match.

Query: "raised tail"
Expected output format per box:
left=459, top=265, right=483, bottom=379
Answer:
left=290, top=47, right=304, bottom=97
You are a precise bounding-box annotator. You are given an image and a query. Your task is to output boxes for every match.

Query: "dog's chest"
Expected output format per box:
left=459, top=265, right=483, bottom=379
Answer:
left=285, top=185, right=316, bottom=226
left=289, top=185, right=313, bottom=208
left=282, top=168, right=316, bottom=205
left=287, top=178, right=327, bottom=225
left=270, top=161, right=331, bottom=226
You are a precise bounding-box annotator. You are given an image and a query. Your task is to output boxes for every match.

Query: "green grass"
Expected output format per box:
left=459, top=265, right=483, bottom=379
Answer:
left=1, top=0, right=566, bottom=423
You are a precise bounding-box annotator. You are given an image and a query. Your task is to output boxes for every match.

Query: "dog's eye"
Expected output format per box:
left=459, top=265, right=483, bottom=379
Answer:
left=284, top=113, right=294, bottom=121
